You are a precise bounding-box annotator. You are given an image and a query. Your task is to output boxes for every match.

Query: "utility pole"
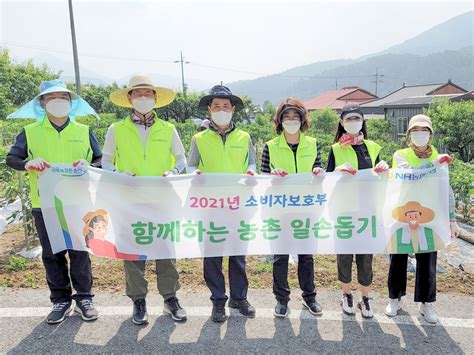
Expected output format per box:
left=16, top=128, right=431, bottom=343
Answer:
left=372, top=67, right=384, bottom=96
left=174, top=51, right=189, bottom=95
left=68, top=0, right=81, bottom=95
left=335, top=78, right=338, bottom=90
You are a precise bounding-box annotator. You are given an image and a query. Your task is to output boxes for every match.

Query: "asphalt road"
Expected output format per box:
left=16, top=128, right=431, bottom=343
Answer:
left=1, top=288, right=472, bottom=354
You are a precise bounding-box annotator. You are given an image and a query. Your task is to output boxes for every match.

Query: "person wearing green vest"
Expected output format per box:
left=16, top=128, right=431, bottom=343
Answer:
left=6, top=80, right=102, bottom=324
left=326, top=104, right=389, bottom=319
left=103, top=74, right=187, bottom=325
left=260, top=97, right=323, bottom=318
left=385, top=114, right=459, bottom=324
left=187, top=85, right=257, bottom=323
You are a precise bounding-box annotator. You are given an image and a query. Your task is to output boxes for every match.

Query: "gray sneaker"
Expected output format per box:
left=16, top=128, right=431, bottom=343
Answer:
left=74, top=299, right=99, bottom=321
left=164, top=297, right=187, bottom=322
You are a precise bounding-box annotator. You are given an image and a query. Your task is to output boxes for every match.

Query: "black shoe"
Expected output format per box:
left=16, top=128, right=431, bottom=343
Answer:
left=164, top=297, right=187, bottom=322
left=274, top=301, right=289, bottom=318
left=47, top=302, right=72, bottom=324
left=74, top=299, right=99, bottom=321
left=132, top=299, right=148, bottom=325
left=228, top=299, right=256, bottom=318
left=211, top=303, right=228, bottom=323
left=302, top=299, right=323, bottom=316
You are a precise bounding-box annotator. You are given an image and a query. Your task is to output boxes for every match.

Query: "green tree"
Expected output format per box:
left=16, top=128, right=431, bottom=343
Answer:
left=425, top=99, right=474, bottom=162
left=0, top=48, right=58, bottom=119
left=308, top=108, right=339, bottom=135
left=157, top=92, right=203, bottom=122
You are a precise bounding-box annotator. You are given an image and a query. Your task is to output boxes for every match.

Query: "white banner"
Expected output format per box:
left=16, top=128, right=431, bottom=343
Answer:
left=39, top=165, right=450, bottom=259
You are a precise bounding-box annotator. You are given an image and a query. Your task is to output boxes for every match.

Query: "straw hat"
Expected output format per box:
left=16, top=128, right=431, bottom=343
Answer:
left=110, top=74, right=176, bottom=108
left=82, top=209, right=109, bottom=237
left=392, top=201, right=435, bottom=224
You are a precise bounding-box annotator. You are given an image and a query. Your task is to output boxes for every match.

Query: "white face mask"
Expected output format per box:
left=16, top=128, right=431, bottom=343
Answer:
left=211, top=110, right=233, bottom=126
left=410, top=131, right=430, bottom=147
left=282, top=121, right=301, bottom=134
left=132, top=97, right=155, bottom=114
left=45, top=99, right=71, bottom=118
left=343, top=121, right=363, bottom=135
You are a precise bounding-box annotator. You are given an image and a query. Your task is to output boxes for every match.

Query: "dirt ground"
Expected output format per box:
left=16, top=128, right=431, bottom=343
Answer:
left=1, top=225, right=473, bottom=296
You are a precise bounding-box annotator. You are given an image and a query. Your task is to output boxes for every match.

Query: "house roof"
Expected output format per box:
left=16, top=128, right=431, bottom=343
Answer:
left=382, top=94, right=463, bottom=108
left=304, top=86, right=376, bottom=110
left=361, top=83, right=444, bottom=108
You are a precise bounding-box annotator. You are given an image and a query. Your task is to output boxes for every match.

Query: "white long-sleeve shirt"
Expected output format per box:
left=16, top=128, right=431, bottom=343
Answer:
left=102, top=123, right=187, bottom=174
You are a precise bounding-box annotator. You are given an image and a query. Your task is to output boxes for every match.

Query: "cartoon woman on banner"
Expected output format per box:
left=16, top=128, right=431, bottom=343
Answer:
left=385, top=201, right=444, bottom=253
left=83, top=209, right=146, bottom=260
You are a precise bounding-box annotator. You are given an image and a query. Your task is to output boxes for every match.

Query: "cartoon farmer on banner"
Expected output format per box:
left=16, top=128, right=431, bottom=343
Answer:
left=386, top=201, right=445, bottom=254
left=6, top=79, right=102, bottom=324
left=82, top=209, right=145, bottom=261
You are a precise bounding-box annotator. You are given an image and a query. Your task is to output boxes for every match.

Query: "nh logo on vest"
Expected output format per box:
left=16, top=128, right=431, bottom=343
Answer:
left=67, top=139, right=85, bottom=143
left=151, top=138, right=168, bottom=142
left=230, top=145, right=244, bottom=149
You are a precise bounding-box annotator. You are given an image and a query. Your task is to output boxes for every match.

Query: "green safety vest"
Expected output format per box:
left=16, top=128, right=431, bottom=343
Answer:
left=113, top=116, right=175, bottom=176
left=24, top=117, right=91, bottom=208
left=392, top=146, right=439, bottom=168
left=195, top=128, right=250, bottom=173
left=396, top=227, right=436, bottom=253
left=266, top=133, right=317, bottom=174
left=332, top=140, right=381, bottom=169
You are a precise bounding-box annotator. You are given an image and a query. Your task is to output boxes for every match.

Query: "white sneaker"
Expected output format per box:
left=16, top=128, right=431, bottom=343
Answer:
left=340, top=293, right=355, bottom=315
left=419, top=302, right=438, bottom=324
left=358, top=296, right=374, bottom=318
left=385, top=298, right=401, bottom=317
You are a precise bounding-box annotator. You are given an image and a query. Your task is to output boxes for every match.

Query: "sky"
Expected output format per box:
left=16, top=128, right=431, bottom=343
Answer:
left=0, top=0, right=472, bottom=91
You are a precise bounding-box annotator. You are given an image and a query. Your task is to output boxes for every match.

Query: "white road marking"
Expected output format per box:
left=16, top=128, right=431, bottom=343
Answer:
left=0, top=306, right=472, bottom=328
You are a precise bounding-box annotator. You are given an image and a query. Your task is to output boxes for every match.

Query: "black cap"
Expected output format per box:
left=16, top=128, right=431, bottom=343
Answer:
left=340, top=104, right=364, bottom=119
left=198, top=85, right=244, bottom=112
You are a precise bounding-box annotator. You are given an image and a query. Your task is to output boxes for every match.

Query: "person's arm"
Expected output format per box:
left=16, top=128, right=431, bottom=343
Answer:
left=5, top=129, right=28, bottom=171
left=186, top=136, right=200, bottom=173
left=170, top=127, right=187, bottom=174
left=101, top=125, right=117, bottom=172
left=88, top=128, right=103, bottom=168
left=247, top=137, right=257, bottom=172
left=260, top=144, right=271, bottom=174
left=312, top=142, right=322, bottom=169
left=326, top=148, right=336, bottom=172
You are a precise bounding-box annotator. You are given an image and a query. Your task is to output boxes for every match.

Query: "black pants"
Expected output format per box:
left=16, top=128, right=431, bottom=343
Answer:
left=388, top=252, right=437, bottom=303
left=33, top=210, right=93, bottom=304
left=203, top=256, right=248, bottom=306
left=273, top=254, right=316, bottom=305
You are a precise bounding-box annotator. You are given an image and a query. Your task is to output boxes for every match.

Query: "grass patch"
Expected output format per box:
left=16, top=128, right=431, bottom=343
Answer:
left=5, top=256, right=28, bottom=272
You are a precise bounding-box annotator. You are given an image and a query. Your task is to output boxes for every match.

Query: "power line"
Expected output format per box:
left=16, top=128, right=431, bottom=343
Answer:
left=1, top=40, right=379, bottom=82
left=0, top=40, right=175, bottom=64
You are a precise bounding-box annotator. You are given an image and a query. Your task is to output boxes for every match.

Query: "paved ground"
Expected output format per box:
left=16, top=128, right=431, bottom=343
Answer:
left=1, top=288, right=472, bottom=354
